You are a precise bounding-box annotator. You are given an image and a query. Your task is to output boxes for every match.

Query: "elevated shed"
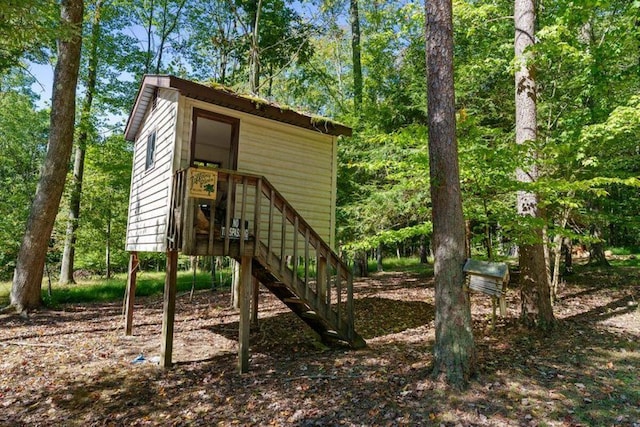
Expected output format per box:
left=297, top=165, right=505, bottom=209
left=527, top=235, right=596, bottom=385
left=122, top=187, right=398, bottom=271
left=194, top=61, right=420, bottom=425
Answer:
left=122, top=75, right=364, bottom=372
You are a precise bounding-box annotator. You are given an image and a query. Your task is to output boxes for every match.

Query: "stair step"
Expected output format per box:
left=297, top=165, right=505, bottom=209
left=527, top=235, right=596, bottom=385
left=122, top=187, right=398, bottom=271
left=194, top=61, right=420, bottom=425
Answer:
left=270, top=282, right=286, bottom=288
left=283, top=297, right=305, bottom=304
left=322, top=330, right=340, bottom=339
left=301, top=310, right=317, bottom=319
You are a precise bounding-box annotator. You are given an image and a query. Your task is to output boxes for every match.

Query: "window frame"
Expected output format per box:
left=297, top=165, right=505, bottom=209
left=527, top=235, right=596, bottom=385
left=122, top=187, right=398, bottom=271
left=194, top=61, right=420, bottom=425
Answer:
left=145, top=130, right=157, bottom=171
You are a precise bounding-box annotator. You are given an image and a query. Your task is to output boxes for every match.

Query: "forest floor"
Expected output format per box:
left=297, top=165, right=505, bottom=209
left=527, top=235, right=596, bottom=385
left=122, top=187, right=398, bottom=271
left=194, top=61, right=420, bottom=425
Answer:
left=1, top=262, right=639, bottom=426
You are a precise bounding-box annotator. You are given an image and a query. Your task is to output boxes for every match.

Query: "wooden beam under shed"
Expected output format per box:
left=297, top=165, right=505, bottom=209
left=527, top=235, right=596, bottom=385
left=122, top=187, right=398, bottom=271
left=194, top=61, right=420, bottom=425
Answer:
left=251, top=277, right=259, bottom=327
left=238, top=256, right=252, bottom=373
left=123, top=252, right=138, bottom=336
left=161, top=250, right=178, bottom=368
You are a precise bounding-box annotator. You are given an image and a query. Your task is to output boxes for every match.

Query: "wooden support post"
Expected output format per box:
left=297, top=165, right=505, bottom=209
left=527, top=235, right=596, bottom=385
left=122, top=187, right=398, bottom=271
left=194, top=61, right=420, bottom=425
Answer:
left=123, top=252, right=138, bottom=336
left=251, top=276, right=259, bottom=327
left=491, top=297, right=497, bottom=328
left=238, top=256, right=252, bottom=373
left=317, top=255, right=327, bottom=314
left=160, top=250, right=178, bottom=369
left=499, top=294, right=507, bottom=317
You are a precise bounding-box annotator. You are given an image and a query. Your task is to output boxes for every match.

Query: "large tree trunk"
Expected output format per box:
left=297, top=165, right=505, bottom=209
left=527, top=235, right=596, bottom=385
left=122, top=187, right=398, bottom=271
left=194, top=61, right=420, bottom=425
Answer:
left=60, top=0, right=103, bottom=284
left=514, top=0, right=554, bottom=328
left=426, top=0, right=475, bottom=389
left=10, top=0, right=84, bottom=312
left=350, top=0, right=363, bottom=115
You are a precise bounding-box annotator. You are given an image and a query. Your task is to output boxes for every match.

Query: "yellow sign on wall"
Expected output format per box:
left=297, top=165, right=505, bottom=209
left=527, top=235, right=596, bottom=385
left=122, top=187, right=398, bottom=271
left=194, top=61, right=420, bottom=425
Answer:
left=186, top=168, right=218, bottom=199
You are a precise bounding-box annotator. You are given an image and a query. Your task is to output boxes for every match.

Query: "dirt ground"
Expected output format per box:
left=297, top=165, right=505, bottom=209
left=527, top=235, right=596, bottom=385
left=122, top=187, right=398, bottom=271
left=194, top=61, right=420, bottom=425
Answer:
left=1, top=265, right=638, bottom=426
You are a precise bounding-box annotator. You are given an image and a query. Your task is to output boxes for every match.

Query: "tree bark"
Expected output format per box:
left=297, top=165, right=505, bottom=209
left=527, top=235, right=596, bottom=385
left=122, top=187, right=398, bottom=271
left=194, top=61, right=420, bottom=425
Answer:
left=60, top=0, right=103, bottom=284
left=350, top=0, right=363, bottom=115
left=10, top=0, right=84, bottom=313
left=376, top=243, right=383, bottom=272
left=105, top=213, right=111, bottom=279
left=514, top=0, right=554, bottom=328
left=588, top=224, right=610, bottom=267
left=249, top=0, right=263, bottom=94
left=426, top=0, right=475, bottom=389
left=419, top=235, right=428, bottom=264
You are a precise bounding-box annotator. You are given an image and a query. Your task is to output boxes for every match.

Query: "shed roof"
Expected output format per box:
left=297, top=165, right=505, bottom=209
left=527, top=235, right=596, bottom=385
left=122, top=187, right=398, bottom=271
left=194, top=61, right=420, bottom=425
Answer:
left=124, top=75, right=352, bottom=141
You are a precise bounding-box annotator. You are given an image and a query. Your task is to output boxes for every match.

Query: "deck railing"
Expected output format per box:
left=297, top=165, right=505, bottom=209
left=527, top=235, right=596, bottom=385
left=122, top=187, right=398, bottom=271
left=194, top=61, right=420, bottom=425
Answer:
left=168, top=167, right=355, bottom=342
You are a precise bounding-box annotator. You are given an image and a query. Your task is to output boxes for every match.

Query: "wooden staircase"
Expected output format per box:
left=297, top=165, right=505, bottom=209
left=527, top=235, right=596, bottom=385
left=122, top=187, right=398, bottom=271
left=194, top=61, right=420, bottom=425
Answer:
left=168, top=168, right=366, bottom=350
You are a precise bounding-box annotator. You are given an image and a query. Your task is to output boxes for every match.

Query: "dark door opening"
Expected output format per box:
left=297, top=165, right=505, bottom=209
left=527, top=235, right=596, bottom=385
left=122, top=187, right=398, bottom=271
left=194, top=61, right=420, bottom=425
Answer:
left=191, top=108, right=239, bottom=170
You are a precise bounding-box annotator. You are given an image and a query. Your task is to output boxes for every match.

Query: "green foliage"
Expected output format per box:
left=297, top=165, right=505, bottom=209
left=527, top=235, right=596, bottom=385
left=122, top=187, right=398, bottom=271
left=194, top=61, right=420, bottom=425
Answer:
left=177, top=0, right=314, bottom=93
left=0, top=1, right=59, bottom=71
left=0, top=87, right=48, bottom=279
left=72, top=135, right=132, bottom=274
left=1, top=0, right=639, bottom=276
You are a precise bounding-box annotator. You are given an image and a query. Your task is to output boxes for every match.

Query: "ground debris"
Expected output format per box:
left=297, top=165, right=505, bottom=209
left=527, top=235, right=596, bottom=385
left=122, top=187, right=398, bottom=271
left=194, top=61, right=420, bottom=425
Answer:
left=0, top=267, right=638, bottom=426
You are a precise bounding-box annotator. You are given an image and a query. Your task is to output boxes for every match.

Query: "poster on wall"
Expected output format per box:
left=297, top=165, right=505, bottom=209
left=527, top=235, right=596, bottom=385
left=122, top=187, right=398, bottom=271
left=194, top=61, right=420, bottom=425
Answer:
left=186, top=168, right=218, bottom=199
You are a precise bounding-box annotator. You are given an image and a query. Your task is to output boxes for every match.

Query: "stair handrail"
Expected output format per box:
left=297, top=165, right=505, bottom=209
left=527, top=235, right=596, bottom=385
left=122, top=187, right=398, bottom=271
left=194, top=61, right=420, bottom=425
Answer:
left=169, top=167, right=356, bottom=341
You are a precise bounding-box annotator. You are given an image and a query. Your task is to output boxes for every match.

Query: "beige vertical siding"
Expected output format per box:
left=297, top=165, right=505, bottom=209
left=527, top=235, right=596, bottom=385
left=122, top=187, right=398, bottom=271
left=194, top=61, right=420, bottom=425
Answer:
left=178, top=98, right=338, bottom=248
left=125, top=88, right=179, bottom=252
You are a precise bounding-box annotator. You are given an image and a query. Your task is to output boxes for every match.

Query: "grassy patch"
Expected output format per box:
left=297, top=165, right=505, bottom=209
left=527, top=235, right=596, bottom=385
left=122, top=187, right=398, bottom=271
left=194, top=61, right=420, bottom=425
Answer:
left=609, top=246, right=640, bottom=256
left=0, top=280, right=10, bottom=306
left=368, top=256, right=434, bottom=273
left=0, top=270, right=233, bottom=308
left=609, top=256, right=640, bottom=268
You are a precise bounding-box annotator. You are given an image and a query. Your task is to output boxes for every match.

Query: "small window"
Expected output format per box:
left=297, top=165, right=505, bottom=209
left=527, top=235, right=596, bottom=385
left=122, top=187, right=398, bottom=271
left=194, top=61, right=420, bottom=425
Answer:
left=145, top=131, right=156, bottom=170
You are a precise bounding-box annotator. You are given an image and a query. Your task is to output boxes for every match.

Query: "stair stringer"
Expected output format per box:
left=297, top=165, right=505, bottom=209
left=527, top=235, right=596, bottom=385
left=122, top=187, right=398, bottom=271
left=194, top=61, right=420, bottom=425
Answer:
left=244, top=242, right=366, bottom=349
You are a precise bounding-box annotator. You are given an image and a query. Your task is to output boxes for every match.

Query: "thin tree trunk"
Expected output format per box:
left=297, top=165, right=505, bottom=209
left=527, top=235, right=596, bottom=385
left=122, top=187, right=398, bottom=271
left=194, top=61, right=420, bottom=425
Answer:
left=419, top=235, right=428, bottom=264
left=105, top=214, right=111, bottom=279
left=249, top=0, right=262, bottom=94
left=10, top=0, right=84, bottom=313
left=514, top=0, right=554, bottom=328
left=350, top=0, right=362, bottom=114
left=144, top=0, right=155, bottom=74
left=482, top=200, right=492, bottom=260
left=154, top=0, right=186, bottom=74
left=551, top=208, right=571, bottom=302
left=426, top=0, right=475, bottom=389
left=376, top=243, right=383, bottom=272
left=60, top=0, right=103, bottom=284
left=588, top=224, right=610, bottom=267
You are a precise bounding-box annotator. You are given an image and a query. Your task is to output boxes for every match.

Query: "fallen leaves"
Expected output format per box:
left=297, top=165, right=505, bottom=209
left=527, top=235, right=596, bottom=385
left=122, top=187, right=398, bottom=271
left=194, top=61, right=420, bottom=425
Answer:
left=0, top=268, right=638, bottom=426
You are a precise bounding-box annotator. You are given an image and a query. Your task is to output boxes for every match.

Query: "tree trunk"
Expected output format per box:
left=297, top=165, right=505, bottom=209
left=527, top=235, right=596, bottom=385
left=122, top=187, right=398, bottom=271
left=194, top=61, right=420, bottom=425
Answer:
left=551, top=208, right=571, bottom=302
left=60, top=0, right=103, bottom=284
left=563, top=238, right=573, bottom=274
left=105, top=214, right=111, bottom=279
left=419, top=235, right=428, bottom=264
left=588, top=224, right=610, bottom=267
left=514, top=0, right=554, bottom=328
left=426, top=0, right=475, bottom=389
left=350, top=0, right=363, bottom=115
left=249, top=0, right=263, bottom=94
left=10, top=0, right=84, bottom=313
left=143, top=0, right=155, bottom=74
left=376, top=243, right=383, bottom=272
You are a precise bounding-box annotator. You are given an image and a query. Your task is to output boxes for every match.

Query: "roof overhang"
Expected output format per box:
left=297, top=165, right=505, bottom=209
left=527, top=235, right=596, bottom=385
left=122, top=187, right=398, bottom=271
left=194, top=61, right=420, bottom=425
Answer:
left=124, top=75, right=352, bottom=141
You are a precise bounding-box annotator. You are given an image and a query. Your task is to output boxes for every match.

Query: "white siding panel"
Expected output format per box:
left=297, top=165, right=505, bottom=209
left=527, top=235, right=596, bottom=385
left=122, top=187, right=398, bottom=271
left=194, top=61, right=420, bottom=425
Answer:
left=125, top=88, right=179, bottom=252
